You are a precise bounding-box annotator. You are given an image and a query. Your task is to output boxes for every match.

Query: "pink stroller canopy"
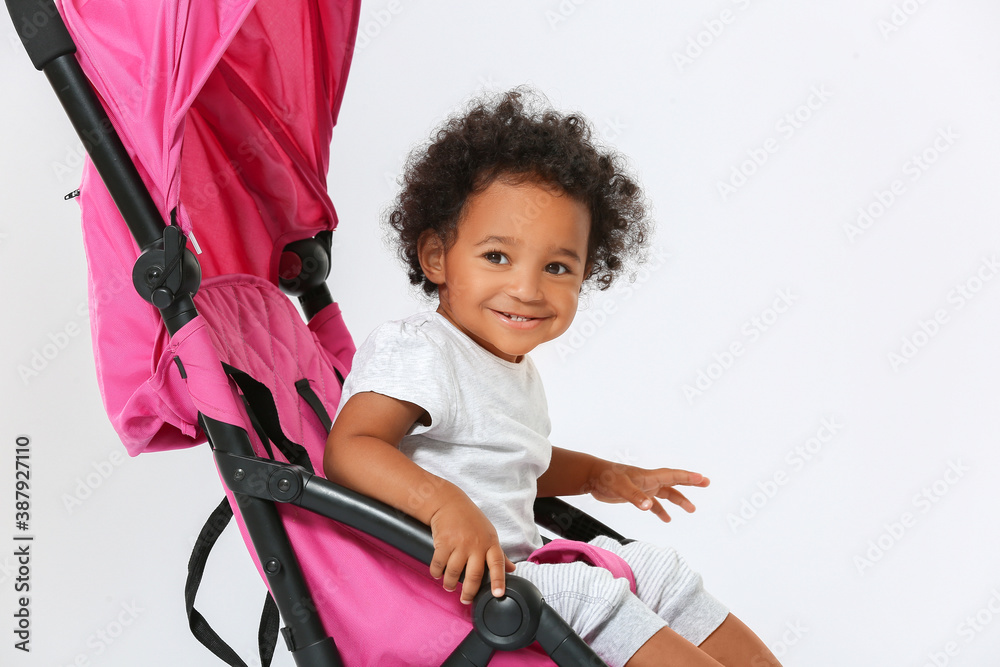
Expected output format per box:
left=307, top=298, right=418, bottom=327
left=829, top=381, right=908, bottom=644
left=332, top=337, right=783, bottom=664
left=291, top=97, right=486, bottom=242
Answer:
left=64, top=0, right=358, bottom=280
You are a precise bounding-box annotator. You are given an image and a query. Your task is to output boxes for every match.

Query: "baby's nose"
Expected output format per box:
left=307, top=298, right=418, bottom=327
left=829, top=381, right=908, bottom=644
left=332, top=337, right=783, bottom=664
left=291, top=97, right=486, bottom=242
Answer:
left=505, top=268, right=543, bottom=301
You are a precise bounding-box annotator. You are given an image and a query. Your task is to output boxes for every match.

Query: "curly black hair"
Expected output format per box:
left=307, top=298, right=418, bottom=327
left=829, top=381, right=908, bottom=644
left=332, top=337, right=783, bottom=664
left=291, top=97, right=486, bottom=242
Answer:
left=387, top=88, right=651, bottom=295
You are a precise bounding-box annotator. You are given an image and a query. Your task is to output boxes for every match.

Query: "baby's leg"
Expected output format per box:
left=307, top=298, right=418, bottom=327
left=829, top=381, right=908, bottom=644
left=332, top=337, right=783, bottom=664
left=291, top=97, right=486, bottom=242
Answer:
left=589, top=536, right=729, bottom=645
left=591, top=536, right=780, bottom=667
left=514, top=559, right=667, bottom=666
left=626, top=625, right=725, bottom=667
left=698, top=614, right=781, bottom=667
left=624, top=615, right=781, bottom=667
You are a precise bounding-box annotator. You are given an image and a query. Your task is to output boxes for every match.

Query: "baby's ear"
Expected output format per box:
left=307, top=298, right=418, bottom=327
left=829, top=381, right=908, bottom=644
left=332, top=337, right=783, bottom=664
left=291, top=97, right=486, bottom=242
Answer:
left=417, top=230, right=446, bottom=285
left=578, top=262, right=595, bottom=294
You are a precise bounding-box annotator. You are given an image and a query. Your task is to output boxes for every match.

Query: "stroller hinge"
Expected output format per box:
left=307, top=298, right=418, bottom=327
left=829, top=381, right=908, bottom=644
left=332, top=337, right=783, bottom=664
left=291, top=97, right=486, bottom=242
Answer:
left=131, top=223, right=202, bottom=333
left=132, top=225, right=200, bottom=307
left=215, top=450, right=309, bottom=505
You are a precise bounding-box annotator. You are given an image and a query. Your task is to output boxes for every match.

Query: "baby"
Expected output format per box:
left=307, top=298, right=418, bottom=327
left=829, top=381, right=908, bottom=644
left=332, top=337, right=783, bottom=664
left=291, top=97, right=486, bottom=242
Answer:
left=324, top=90, right=779, bottom=667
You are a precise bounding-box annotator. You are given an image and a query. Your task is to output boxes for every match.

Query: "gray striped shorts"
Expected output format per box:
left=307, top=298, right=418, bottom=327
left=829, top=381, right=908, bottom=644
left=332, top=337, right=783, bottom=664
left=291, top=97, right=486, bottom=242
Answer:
left=514, top=536, right=729, bottom=666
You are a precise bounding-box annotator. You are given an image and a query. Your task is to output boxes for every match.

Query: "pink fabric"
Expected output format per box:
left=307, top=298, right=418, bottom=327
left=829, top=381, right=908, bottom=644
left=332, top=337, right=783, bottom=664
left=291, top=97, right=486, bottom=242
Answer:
left=101, top=274, right=353, bottom=456
left=309, top=302, right=357, bottom=376
left=529, top=539, right=638, bottom=594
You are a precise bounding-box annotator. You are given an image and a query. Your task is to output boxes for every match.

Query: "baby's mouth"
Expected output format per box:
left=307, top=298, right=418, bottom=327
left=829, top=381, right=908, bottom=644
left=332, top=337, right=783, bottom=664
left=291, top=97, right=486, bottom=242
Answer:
left=492, top=309, right=545, bottom=325
left=499, top=312, right=533, bottom=322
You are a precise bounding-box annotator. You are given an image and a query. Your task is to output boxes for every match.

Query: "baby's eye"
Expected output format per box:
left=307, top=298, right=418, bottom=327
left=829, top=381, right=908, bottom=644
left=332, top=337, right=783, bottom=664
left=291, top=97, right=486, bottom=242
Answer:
left=545, top=263, right=569, bottom=275
left=484, top=251, right=510, bottom=265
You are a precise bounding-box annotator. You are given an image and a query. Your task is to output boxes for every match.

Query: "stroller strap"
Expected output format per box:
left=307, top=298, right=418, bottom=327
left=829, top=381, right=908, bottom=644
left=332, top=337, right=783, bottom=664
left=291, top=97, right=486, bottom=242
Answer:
left=185, top=363, right=336, bottom=665
left=186, top=497, right=279, bottom=667
left=295, top=378, right=334, bottom=433
left=221, top=363, right=318, bottom=473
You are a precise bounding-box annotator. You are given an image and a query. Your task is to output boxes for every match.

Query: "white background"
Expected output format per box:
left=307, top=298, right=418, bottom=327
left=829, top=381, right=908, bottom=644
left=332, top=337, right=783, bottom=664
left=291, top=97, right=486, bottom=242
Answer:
left=3, top=1, right=1000, bottom=665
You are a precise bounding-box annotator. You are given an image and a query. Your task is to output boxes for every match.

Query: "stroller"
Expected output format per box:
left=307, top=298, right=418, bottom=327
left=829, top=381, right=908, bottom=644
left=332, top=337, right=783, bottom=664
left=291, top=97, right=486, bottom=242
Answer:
left=8, top=0, right=635, bottom=664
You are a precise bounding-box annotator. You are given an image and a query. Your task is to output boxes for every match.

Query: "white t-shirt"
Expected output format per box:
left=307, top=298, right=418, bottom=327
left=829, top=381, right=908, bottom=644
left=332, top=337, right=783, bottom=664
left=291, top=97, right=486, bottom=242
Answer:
left=335, top=311, right=552, bottom=561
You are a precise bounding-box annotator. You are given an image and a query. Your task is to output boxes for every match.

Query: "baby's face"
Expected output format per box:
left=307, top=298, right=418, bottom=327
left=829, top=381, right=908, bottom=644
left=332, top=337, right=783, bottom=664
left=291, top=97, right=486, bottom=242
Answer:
left=428, top=180, right=590, bottom=363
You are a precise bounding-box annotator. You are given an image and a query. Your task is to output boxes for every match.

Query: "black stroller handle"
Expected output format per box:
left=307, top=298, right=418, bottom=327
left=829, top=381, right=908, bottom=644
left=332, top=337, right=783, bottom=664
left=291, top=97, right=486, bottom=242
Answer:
left=39, top=55, right=169, bottom=251
left=6, top=0, right=75, bottom=70
left=5, top=0, right=168, bottom=252
left=7, top=0, right=199, bottom=333
left=6, top=0, right=166, bottom=251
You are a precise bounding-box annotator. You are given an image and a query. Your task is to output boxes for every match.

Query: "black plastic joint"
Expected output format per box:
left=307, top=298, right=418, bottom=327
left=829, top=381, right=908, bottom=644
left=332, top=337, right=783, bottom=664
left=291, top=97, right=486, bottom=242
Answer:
left=268, top=467, right=304, bottom=503
left=471, top=576, right=543, bottom=651
left=442, top=632, right=495, bottom=667
left=131, top=226, right=201, bottom=310
left=279, top=236, right=331, bottom=297
left=280, top=626, right=296, bottom=652
left=216, top=451, right=310, bottom=504
left=535, top=603, right=608, bottom=666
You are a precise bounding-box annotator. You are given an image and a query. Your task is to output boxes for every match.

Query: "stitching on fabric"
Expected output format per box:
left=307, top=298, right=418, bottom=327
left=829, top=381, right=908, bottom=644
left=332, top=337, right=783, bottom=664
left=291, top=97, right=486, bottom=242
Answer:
left=263, top=291, right=302, bottom=443
left=230, top=286, right=251, bottom=370
left=286, top=297, right=307, bottom=441
left=231, top=286, right=299, bottom=457
left=197, top=290, right=236, bottom=365
left=543, top=591, right=616, bottom=613
left=314, top=344, right=330, bottom=431
left=305, top=306, right=338, bottom=420
left=302, top=313, right=333, bottom=435
left=230, top=284, right=313, bottom=443
left=197, top=281, right=338, bottom=451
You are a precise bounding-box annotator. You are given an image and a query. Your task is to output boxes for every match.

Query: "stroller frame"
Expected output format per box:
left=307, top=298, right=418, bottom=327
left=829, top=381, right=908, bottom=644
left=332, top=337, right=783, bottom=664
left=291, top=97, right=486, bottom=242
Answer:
left=8, top=1, right=624, bottom=664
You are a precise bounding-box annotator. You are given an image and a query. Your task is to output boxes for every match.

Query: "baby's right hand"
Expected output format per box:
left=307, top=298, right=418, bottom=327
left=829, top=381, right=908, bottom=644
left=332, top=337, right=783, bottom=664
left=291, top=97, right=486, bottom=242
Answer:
left=428, top=498, right=515, bottom=605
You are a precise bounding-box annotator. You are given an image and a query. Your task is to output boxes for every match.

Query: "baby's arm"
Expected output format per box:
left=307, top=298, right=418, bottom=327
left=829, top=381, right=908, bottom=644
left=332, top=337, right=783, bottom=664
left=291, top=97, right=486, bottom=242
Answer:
left=323, top=391, right=514, bottom=604
left=537, top=447, right=710, bottom=523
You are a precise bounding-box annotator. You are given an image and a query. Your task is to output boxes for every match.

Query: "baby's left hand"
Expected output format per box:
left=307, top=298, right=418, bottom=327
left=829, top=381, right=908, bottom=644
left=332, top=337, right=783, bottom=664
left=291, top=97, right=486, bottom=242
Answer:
left=584, top=462, right=710, bottom=522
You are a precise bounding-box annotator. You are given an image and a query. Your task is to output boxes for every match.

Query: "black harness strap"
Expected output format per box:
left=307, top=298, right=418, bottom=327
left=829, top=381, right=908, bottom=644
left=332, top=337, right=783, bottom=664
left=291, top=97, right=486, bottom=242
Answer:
left=295, top=378, right=333, bottom=433
left=258, top=593, right=280, bottom=666
left=185, top=498, right=278, bottom=667
left=185, top=365, right=335, bottom=665
left=221, top=363, right=314, bottom=473
left=239, top=391, right=276, bottom=460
